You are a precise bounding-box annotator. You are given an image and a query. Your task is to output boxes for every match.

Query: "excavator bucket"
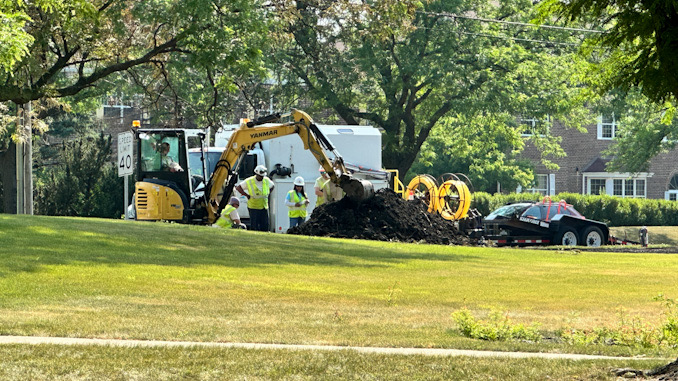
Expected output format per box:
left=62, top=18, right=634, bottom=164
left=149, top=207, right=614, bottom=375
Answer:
left=339, top=175, right=375, bottom=201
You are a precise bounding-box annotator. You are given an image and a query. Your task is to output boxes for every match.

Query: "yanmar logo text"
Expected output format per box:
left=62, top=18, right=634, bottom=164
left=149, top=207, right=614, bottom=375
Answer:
left=249, top=130, right=278, bottom=139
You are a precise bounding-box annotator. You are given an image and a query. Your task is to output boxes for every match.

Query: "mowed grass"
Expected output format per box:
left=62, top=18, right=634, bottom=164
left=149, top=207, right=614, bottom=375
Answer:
left=610, top=226, right=678, bottom=245
left=0, top=344, right=667, bottom=381
left=1, top=214, right=678, bottom=358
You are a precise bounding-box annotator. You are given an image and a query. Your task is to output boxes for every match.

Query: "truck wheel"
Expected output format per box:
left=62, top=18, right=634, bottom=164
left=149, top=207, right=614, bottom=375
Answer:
left=581, top=226, right=604, bottom=247
left=555, top=227, right=578, bottom=246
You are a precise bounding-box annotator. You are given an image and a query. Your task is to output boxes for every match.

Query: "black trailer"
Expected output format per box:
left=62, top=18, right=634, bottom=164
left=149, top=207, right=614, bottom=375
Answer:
left=483, top=199, right=610, bottom=247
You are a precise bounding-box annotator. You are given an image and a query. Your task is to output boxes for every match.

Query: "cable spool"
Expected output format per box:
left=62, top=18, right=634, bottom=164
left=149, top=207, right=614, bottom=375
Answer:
left=437, top=173, right=472, bottom=220
left=404, top=174, right=439, bottom=213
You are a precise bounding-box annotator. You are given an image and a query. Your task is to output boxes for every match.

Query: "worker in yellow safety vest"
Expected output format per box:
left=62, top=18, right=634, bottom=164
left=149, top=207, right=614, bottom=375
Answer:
left=286, top=176, right=310, bottom=228
left=314, top=166, right=331, bottom=207
left=313, top=166, right=344, bottom=212
left=235, top=165, right=275, bottom=232
left=215, top=197, right=245, bottom=229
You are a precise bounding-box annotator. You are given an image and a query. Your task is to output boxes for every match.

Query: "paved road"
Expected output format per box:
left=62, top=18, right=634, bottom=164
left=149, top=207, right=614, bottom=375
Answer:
left=0, top=335, right=664, bottom=361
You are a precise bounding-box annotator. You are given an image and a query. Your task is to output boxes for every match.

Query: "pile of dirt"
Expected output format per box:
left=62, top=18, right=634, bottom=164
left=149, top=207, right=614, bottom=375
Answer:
left=612, top=358, right=678, bottom=380
left=287, top=188, right=475, bottom=245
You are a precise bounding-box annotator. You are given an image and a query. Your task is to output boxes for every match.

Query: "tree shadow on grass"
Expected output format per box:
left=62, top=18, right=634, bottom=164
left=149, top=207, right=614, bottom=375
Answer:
left=0, top=214, right=481, bottom=275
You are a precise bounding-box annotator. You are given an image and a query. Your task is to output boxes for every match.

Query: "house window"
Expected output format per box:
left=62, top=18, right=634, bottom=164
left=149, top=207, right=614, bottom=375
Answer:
left=597, top=113, right=619, bottom=140
left=589, top=177, right=646, bottom=198
left=518, top=116, right=549, bottom=137
left=666, top=174, right=678, bottom=200
left=613, top=179, right=623, bottom=196
left=525, top=174, right=548, bottom=194
left=519, top=116, right=537, bottom=136
left=625, top=180, right=634, bottom=196
left=590, top=179, right=606, bottom=195
left=636, top=179, right=646, bottom=197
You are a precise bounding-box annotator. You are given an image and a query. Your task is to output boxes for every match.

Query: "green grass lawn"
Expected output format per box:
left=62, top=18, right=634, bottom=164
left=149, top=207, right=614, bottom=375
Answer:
left=0, top=344, right=666, bottom=381
left=2, top=214, right=678, bottom=378
left=610, top=226, right=678, bottom=245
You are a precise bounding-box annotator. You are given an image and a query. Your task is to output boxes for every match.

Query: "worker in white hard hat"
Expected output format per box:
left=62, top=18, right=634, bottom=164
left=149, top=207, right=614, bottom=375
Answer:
left=285, top=176, right=310, bottom=228
left=215, top=197, right=246, bottom=229
left=235, top=164, right=275, bottom=232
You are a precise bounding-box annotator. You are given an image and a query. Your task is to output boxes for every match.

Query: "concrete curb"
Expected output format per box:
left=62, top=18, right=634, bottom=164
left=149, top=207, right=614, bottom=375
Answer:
left=0, top=336, right=664, bottom=361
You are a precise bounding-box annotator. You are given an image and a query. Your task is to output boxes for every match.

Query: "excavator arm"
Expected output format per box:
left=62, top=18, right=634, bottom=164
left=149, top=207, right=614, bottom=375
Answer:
left=204, top=109, right=374, bottom=224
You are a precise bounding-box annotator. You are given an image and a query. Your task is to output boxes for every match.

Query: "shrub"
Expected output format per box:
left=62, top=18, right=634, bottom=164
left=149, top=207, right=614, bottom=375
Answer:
left=472, top=192, right=678, bottom=226
left=452, top=308, right=542, bottom=342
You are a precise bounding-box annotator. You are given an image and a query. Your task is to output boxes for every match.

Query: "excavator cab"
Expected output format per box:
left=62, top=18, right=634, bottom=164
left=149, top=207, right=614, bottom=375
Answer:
left=134, top=129, right=206, bottom=222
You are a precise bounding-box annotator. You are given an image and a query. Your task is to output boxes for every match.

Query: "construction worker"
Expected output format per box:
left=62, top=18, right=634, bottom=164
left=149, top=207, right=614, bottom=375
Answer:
left=235, top=165, right=275, bottom=232
left=286, top=176, right=310, bottom=228
left=159, top=142, right=183, bottom=172
left=215, top=197, right=245, bottom=229
left=314, top=166, right=331, bottom=207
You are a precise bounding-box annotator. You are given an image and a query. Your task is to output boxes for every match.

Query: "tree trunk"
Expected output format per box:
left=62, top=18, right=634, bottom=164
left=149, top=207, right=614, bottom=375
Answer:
left=0, top=143, right=18, bottom=214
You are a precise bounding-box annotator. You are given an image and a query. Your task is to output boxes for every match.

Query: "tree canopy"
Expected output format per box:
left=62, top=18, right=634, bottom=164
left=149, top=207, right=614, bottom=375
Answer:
left=273, top=0, right=590, bottom=182
left=541, top=0, right=678, bottom=104
left=1, top=0, right=268, bottom=105
left=541, top=0, right=678, bottom=172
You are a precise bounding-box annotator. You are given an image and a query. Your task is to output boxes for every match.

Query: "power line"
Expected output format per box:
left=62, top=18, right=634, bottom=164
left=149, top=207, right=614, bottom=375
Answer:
left=418, top=11, right=605, bottom=34
left=455, top=30, right=582, bottom=47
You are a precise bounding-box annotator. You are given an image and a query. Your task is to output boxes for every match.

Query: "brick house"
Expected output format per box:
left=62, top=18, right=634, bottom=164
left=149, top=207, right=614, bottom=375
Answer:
left=518, top=115, right=678, bottom=200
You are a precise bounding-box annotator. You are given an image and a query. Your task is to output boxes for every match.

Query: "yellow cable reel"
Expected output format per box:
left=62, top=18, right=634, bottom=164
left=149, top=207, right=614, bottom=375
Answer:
left=403, top=174, right=439, bottom=213
left=437, top=179, right=472, bottom=220
left=435, top=173, right=473, bottom=221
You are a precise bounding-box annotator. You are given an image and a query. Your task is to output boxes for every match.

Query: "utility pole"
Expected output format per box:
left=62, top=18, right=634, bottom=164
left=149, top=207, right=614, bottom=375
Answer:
left=16, top=102, right=33, bottom=215
left=16, top=105, right=24, bottom=214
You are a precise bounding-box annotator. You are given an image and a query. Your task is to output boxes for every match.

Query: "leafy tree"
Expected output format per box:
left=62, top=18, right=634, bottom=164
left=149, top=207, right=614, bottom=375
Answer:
left=409, top=114, right=537, bottom=192
left=541, top=0, right=678, bottom=104
left=2, top=0, right=267, bottom=104
left=541, top=1, right=678, bottom=173
left=274, top=0, right=590, bottom=179
left=35, top=133, right=122, bottom=217
left=0, top=0, right=269, bottom=212
left=0, top=1, right=34, bottom=73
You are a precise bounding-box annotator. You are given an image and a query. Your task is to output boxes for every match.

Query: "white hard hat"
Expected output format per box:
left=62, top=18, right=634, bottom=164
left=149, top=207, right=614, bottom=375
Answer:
left=254, top=165, right=267, bottom=175
left=294, top=176, right=305, bottom=186
left=229, top=197, right=240, bottom=206
left=319, top=165, right=326, bottom=173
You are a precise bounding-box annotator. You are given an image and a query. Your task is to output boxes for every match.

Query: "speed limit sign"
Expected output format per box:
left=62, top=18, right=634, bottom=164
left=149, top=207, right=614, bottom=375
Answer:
left=117, top=131, right=134, bottom=177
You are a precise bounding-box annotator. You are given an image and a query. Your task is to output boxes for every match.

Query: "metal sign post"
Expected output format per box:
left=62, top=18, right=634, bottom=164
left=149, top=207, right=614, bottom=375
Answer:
left=118, top=131, right=134, bottom=220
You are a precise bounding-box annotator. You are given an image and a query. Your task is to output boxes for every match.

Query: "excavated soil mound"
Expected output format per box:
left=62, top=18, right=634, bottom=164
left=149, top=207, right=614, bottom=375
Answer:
left=288, top=188, right=474, bottom=245
left=612, top=358, right=678, bottom=380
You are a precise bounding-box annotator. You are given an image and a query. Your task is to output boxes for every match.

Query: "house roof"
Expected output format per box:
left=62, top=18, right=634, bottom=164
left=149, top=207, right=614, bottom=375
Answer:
left=581, top=157, right=611, bottom=173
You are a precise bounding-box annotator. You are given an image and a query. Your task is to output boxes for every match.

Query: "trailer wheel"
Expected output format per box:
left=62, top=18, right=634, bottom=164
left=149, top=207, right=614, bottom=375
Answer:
left=555, top=226, right=578, bottom=246
left=581, top=226, right=604, bottom=247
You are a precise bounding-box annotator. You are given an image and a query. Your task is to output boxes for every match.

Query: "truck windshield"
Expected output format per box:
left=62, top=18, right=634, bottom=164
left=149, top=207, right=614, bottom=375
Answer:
left=486, top=204, right=531, bottom=218
left=188, top=151, right=223, bottom=179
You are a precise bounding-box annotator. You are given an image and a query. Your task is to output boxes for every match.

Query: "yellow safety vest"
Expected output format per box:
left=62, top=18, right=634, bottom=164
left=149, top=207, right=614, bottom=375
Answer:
left=315, top=177, right=331, bottom=207
left=216, top=205, right=237, bottom=228
left=287, top=190, right=308, bottom=218
left=245, top=176, right=270, bottom=209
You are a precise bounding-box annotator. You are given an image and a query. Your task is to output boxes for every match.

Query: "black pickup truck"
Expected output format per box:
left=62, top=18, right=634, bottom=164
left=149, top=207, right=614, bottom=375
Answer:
left=483, top=199, right=611, bottom=247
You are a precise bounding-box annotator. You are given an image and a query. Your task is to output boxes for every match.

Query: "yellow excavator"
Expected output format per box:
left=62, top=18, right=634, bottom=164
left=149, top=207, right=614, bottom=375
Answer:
left=133, top=109, right=374, bottom=224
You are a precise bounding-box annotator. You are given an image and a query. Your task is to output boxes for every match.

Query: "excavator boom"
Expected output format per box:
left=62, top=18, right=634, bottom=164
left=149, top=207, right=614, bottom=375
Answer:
left=204, top=109, right=374, bottom=224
